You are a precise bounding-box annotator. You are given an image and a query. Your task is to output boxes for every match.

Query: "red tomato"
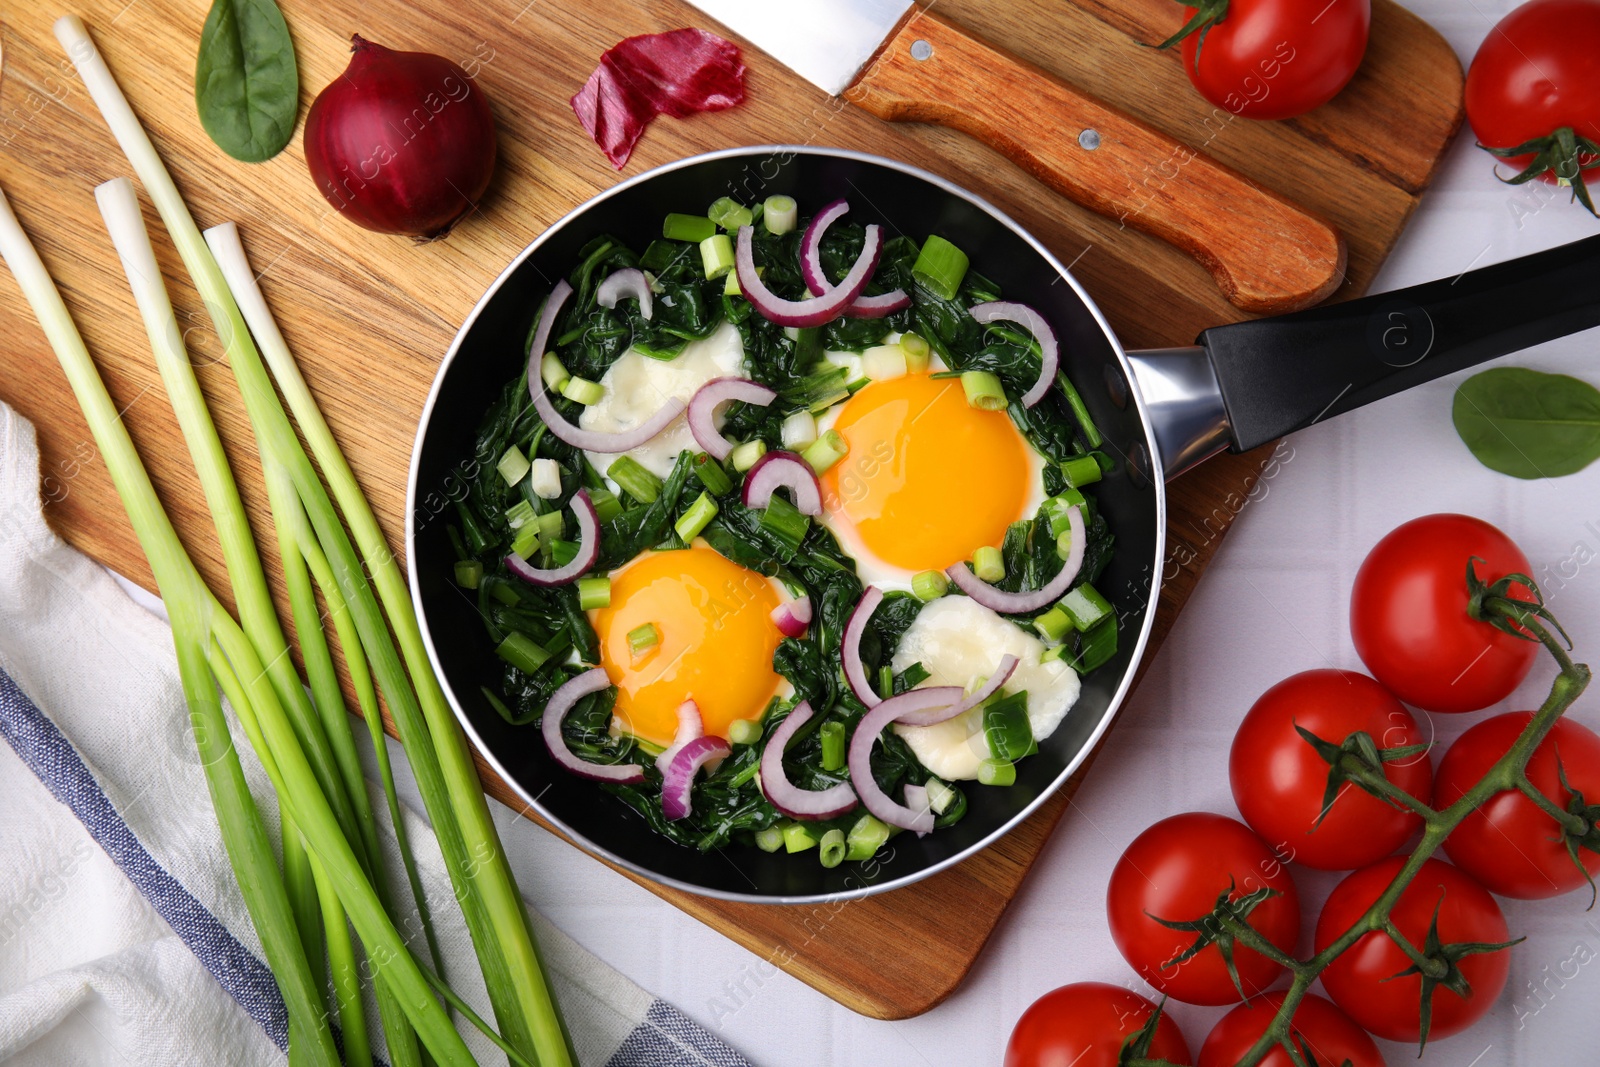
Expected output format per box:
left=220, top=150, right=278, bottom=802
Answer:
left=1005, top=982, right=1192, bottom=1067
left=1466, top=0, right=1600, bottom=192
left=1231, top=669, right=1433, bottom=870
left=1315, top=857, right=1512, bottom=1043
left=1199, top=992, right=1385, bottom=1067
left=1350, top=515, right=1538, bottom=713
left=1436, top=711, right=1600, bottom=899
left=1107, top=812, right=1301, bottom=1006
left=1172, top=0, right=1371, bottom=121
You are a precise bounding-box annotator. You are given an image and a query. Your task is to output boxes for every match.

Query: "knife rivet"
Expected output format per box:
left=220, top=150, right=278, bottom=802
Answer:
left=910, top=39, right=933, bottom=61
left=1078, top=129, right=1101, bottom=151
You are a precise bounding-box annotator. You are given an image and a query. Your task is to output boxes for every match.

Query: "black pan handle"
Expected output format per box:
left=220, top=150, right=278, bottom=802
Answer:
left=1199, top=233, right=1600, bottom=452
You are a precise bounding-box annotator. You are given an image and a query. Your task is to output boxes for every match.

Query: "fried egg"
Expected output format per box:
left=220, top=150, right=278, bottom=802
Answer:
left=890, top=597, right=1080, bottom=781
left=588, top=544, right=789, bottom=746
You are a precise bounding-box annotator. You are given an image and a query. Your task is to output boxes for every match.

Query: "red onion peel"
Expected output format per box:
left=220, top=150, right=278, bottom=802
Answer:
left=541, top=669, right=644, bottom=783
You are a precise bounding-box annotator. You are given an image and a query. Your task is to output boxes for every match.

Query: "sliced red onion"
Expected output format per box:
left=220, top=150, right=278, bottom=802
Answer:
left=655, top=699, right=704, bottom=775
left=735, top=223, right=881, bottom=328
left=903, top=783, right=932, bottom=826
left=893, top=655, right=1020, bottom=727
left=841, top=586, right=885, bottom=707
left=661, top=735, right=730, bottom=821
left=741, top=450, right=822, bottom=516
left=945, top=506, right=1085, bottom=615
left=770, top=595, right=812, bottom=639
left=758, top=701, right=858, bottom=820
left=687, top=377, right=776, bottom=461
left=799, top=199, right=910, bottom=320
left=970, top=301, right=1059, bottom=408
left=541, top=668, right=644, bottom=783
left=848, top=692, right=957, bottom=834
left=597, top=267, right=654, bottom=321
left=505, top=489, right=600, bottom=587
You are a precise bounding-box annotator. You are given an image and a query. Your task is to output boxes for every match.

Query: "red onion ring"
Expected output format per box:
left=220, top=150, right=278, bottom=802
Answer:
left=525, top=280, right=686, bottom=452
left=655, top=699, right=704, bottom=775
left=945, top=506, right=1085, bottom=616
left=687, top=376, right=776, bottom=461
left=850, top=689, right=983, bottom=834
left=903, top=783, right=932, bottom=823
left=661, top=735, right=730, bottom=821
left=541, top=668, right=644, bottom=783
left=741, top=450, right=823, bottom=516
left=893, top=655, right=1020, bottom=727
left=597, top=267, right=654, bottom=321
left=970, top=301, right=1059, bottom=408
left=799, top=199, right=911, bottom=319
left=735, top=223, right=881, bottom=328
left=758, top=701, right=858, bottom=820
left=770, top=595, right=812, bottom=639
left=504, top=489, right=600, bottom=587
left=841, top=586, right=885, bottom=707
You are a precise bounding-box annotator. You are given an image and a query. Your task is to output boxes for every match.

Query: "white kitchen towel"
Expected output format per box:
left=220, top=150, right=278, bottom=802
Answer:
left=0, top=400, right=754, bottom=1067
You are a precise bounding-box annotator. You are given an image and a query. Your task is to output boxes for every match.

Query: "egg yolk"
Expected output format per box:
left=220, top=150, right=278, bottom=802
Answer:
left=588, top=546, right=784, bottom=746
left=821, top=371, right=1032, bottom=572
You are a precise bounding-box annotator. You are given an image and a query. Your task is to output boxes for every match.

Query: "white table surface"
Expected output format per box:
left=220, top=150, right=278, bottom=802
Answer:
left=129, top=3, right=1600, bottom=1063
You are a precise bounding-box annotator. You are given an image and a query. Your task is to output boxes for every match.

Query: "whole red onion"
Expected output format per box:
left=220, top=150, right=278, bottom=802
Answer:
left=304, top=35, right=497, bottom=239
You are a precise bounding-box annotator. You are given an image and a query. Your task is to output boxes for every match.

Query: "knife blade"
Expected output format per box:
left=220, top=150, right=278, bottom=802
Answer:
left=683, top=0, right=1344, bottom=314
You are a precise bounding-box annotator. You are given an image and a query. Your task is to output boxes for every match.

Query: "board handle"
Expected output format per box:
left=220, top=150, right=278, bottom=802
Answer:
left=844, top=9, right=1346, bottom=314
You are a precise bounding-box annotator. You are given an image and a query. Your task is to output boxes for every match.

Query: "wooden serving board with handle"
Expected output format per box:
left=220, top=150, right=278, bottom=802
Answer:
left=0, top=0, right=1462, bottom=1021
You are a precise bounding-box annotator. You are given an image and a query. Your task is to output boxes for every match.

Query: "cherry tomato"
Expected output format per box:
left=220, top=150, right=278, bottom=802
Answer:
left=1107, top=812, right=1301, bottom=1006
left=1170, top=0, right=1371, bottom=121
left=1231, top=669, right=1432, bottom=870
left=1350, top=514, right=1538, bottom=713
left=1466, top=0, right=1600, bottom=196
left=1436, top=711, right=1600, bottom=900
left=1005, top=982, right=1192, bottom=1067
left=1315, top=857, right=1512, bottom=1043
left=1199, top=992, right=1385, bottom=1067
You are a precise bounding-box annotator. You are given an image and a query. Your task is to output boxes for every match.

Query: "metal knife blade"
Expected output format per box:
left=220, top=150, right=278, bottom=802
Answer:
left=685, top=0, right=914, bottom=97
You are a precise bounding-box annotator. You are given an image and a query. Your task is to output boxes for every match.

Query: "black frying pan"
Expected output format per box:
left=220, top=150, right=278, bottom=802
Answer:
left=406, top=147, right=1600, bottom=904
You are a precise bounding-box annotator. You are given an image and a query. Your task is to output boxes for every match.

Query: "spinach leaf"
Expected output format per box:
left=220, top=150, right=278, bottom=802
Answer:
left=1453, top=367, right=1600, bottom=479
left=195, top=0, right=299, bottom=163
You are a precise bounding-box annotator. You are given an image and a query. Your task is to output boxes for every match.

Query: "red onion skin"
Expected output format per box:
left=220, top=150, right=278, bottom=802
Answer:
left=305, top=35, right=497, bottom=239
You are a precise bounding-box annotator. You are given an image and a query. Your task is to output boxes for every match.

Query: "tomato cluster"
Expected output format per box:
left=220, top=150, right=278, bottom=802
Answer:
left=1006, top=515, right=1599, bottom=1066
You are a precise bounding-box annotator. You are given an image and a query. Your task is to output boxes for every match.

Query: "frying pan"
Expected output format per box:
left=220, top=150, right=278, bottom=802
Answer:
left=407, top=146, right=1600, bottom=904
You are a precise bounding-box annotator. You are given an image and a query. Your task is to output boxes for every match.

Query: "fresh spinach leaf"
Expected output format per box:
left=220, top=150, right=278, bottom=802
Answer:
left=1453, top=367, right=1600, bottom=479
left=195, top=0, right=299, bottom=163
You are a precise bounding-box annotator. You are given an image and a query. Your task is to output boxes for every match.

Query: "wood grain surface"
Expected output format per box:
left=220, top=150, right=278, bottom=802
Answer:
left=0, top=0, right=1462, bottom=1020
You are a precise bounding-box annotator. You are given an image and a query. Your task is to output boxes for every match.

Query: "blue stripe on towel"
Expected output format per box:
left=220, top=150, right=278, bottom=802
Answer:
left=605, top=1000, right=757, bottom=1067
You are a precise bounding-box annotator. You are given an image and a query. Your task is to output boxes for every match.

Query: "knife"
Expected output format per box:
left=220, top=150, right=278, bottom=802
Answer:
left=684, top=0, right=1345, bottom=315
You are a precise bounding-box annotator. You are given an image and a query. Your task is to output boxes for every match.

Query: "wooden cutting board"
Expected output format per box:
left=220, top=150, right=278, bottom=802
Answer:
left=0, top=0, right=1462, bottom=1021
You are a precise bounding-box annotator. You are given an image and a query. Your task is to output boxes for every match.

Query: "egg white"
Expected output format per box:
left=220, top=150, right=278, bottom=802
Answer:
left=889, top=596, right=1080, bottom=781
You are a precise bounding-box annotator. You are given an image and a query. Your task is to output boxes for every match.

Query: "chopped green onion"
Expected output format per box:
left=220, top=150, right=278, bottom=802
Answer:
left=729, top=438, right=767, bottom=472
left=505, top=499, right=537, bottom=530
left=1033, top=605, right=1073, bottom=643
left=1042, top=492, right=1084, bottom=538
left=782, top=821, right=818, bottom=853
left=818, top=828, right=847, bottom=868
left=754, top=825, right=785, bottom=852
left=979, top=758, right=1017, bottom=787
left=912, top=234, right=969, bottom=300
left=608, top=456, right=662, bottom=503
left=692, top=453, right=733, bottom=495
left=729, top=718, right=763, bottom=746
left=576, top=576, right=611, bottom=610
left=540, top=352, right=570, bottom=394
left=983, top=691, right=1035, bottom=761
left=674, top=491, right=719, bottom=542
left=1056, top=530, right=1075, bottom=560
left=497, top=445, right=531, bottom=487
left=763, top=195, right=798, bottom=235
left=627, top=622, right=660, bottom=657
left=699, top=233, right=735, bottom=279
left=534, top=510, right=564, bottom=540
left=707, top=196, right=753, bottom=231
left=845, top=814, right=892, bottom=861
left=861, top=344, right=908, bottom=381
left=496, top=632, right=550, bottom=675
left=1061, top=454, right=1102, bottom=488
left=663, top=212, right=716, bottom=243
left=724, top=264, right=763, bottom=297
left=453, top=560, right=483, bottom=589
left=590, top=488, right=623, bottom=522
left=489, top=580, right=521, bottom=606
left=781, top=410, right=817, bottom=450
left=550, top=539, right=580, bottom=567
left=879, top=665, right=895, bottom=700
left=801, top=428, right=848, bottom=473
left=973, top=545, right=1005, bottom=583
left=925, top=778, right=957, bottom=815
left=509, top=524, right=540, bottom=561
left=820, top=720, right=846, bottom=771
left=807, top=389, right=851, bottom=414
left=900, top=332, right=931, bottom=371
left=560, top=376, right=603, bottom=405
left=1057, top=372, right=1104, bottom=448
left=759, top=494, right=810, bottom=552
left=961, top=370, right=1008, bottom=411
left=1067, top=615, right=1119, bottom=673
left=912, top=570, right=949, bottom=601
left=1061, top=583, right=1113, bottom=631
